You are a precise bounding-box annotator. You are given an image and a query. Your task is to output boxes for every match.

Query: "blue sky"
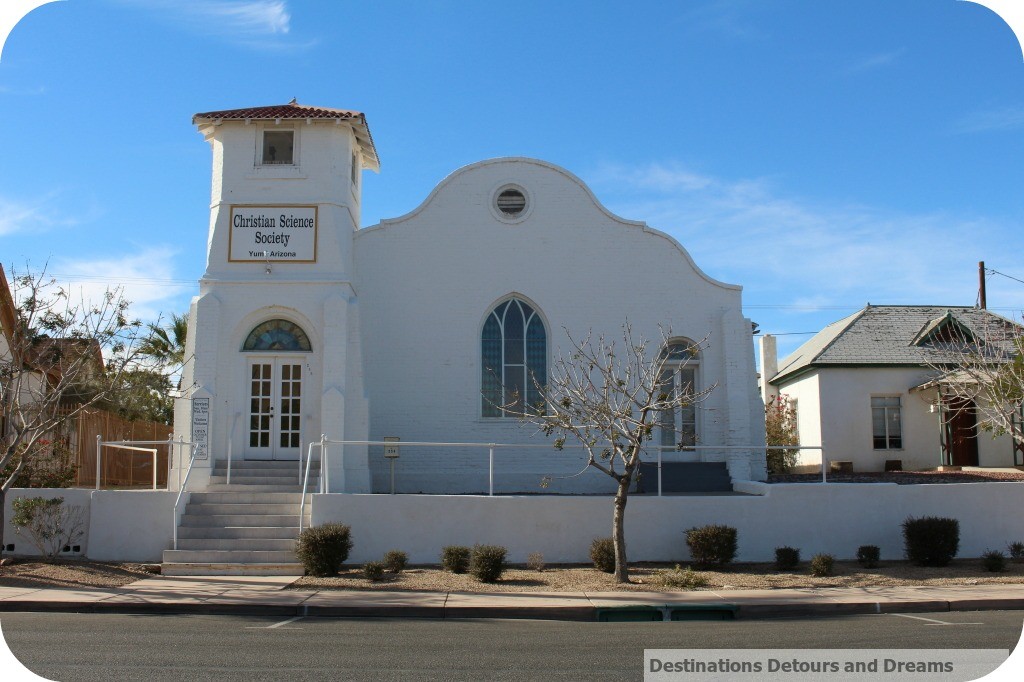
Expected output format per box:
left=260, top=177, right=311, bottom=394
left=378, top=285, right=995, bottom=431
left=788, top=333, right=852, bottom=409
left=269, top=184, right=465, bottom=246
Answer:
left=2, top=0, right=1024, bottom=363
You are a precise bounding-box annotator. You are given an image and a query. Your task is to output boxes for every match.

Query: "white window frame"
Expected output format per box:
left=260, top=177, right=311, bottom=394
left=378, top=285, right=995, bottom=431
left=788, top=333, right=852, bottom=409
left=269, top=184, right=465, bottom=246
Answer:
left=658, top=339, right=701, bottom=450
left=871, top=395, right=903, bottom=450
left=255, top=123, right=299, bottom=167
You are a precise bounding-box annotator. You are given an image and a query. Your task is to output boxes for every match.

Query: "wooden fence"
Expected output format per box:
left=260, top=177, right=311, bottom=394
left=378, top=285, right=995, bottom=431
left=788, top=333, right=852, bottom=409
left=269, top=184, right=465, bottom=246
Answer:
left=64, top=407, right=174, bottom=488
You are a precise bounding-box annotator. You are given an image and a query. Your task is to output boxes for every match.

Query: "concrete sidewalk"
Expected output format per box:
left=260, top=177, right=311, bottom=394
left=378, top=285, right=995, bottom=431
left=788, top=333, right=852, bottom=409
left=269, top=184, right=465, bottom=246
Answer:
left=1, top=577, right=1023, bottom=621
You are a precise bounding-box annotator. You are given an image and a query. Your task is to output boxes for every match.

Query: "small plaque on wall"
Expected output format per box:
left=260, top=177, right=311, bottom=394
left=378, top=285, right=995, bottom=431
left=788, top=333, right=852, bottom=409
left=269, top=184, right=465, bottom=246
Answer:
left=191, top=398, right=210, bottom=461
left=229, top=205, right=318, bottom=262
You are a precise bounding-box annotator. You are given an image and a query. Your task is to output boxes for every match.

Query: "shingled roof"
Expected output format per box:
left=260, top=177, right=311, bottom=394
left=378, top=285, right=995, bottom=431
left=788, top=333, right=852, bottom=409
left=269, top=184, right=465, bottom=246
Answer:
left=771, top=305, right=1019, bottom=384
left=192, top=101, right=379, bottom=171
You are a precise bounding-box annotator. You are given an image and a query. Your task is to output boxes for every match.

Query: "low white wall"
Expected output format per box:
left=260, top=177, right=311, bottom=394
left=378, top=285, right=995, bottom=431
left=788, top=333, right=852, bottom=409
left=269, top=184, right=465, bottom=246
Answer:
left=2, top=488, right=93, bottom=557
left=87, top=491, right=177, bottom=562
left=312, top=482, right=1024, bottom=564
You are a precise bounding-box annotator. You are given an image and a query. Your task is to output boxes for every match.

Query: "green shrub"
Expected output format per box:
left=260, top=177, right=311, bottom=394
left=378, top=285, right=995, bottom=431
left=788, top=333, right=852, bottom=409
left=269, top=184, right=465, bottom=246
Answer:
left=363, top=561, right=386, bottom=581
left=774, top=546, right=800, bottom=571
left=685, top=525, right=738, bottom=568
left=590, top=537, right=616, bottom=573
left=809, top=553, right=835, bottom=577
left=382, top=550, right=408, bottom=574
left=441, top=545, right=471, bottom=574
left=295, top=523, right=353, bottom=577
left=902, top=516, right=959, bottom=567
left=10, top=496, right=85, bottom=560
left=1008, top=541, right=1024, bottom=562
left=656, top=565, right=709, bottom=589
left=982, top=550, right=1006, bottom=573
left=470, top=545, right=507, bottom=583
left=857, top=545, right=881, bottom=569
left=526, top=552, right=545, bottom=572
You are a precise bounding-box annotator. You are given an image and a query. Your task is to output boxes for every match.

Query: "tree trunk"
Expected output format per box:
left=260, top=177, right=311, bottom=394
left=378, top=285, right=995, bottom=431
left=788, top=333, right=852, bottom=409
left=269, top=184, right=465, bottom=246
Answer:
left=612, top=475, right=631, bottom=583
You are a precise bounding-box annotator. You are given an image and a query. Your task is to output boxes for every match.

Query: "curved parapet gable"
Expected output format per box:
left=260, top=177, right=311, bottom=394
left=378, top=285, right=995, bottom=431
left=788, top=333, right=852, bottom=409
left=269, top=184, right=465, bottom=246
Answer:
left=358, top=157, right=740, bottom=292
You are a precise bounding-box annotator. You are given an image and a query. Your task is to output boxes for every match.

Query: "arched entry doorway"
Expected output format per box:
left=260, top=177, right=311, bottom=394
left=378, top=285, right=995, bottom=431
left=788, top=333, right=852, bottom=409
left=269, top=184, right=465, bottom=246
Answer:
left=241, top=319, right=312, bottom=460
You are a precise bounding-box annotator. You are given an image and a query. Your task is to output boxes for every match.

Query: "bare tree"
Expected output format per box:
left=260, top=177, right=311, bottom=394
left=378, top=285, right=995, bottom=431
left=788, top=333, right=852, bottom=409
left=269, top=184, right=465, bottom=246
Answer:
left=0, top=266, right=142, bottom=557
left=512, top=324, right=715, bottom=583
left=920, top=312, right=1024, bottom=453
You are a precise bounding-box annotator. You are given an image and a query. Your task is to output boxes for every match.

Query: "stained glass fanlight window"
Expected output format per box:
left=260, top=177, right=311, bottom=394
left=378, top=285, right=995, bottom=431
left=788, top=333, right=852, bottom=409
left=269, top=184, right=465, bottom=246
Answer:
left=242, top=319, right=312, bottom=352
left=482, top=298, right=546, bottom=417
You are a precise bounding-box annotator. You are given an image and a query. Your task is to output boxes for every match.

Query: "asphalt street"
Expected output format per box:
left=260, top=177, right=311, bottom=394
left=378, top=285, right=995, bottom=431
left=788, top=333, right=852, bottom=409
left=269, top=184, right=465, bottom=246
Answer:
left=1, top=611, right=1021, bottom=681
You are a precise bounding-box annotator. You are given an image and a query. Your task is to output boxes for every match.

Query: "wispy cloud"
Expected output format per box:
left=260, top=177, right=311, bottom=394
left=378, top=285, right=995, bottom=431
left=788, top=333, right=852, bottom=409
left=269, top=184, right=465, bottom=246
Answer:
left=954, top=105, right=1024, bottom=133
left=676, top=0, right=767, bottom=40
left=0, top=84, right=46, bottom=96
left=589, top=162, right=1024, bottom=314
left=113, top=0, right=313, bottom=51
left=846, top=48, right=906, bottom=74
left=0, top=193, right=80, bottom=235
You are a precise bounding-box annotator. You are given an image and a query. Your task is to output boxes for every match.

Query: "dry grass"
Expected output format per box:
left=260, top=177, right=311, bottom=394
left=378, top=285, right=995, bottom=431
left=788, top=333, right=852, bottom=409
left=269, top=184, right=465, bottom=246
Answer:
left=292, top=558, right=1024, bottom=593
left=0, top=559, right=155, bottom=589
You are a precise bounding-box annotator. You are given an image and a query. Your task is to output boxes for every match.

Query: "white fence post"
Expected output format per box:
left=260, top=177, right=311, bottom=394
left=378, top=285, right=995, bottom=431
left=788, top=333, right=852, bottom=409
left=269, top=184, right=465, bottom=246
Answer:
left=488, top=445, right=495, bottom=496
left=95, top=434, right=102, bottom=490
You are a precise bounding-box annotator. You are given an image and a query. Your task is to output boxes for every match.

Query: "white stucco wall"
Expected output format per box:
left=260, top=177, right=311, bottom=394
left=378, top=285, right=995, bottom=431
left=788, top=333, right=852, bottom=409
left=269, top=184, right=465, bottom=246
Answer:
left=86, top=491, right=177, bottom=562
left=353, top=158, right=765, bottom=493
left=2, top=488, right=92, bottom=557
left=774, top=370, right=823, bottom=470
left=312, top=482, right=1024, bottom=564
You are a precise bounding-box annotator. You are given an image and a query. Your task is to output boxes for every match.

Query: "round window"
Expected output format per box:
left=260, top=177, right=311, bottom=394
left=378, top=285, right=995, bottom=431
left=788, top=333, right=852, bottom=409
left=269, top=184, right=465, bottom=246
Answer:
left=495, top=187, right=527, bottom=217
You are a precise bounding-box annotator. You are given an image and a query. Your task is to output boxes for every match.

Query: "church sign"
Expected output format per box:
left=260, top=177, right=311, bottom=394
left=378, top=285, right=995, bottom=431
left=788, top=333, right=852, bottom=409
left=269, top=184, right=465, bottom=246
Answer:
left=229, top=205, right=318, bottom=262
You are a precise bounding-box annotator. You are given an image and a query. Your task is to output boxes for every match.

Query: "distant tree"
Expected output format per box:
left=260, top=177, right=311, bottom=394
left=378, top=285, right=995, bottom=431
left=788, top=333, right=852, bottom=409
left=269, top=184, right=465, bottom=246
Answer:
left=1, top=266, right=141, bottom=558
left=512, top=324, right=714, bottom=583
left=102, top=368, right=174, bottom=425
left=764, top=394, right=799, bottom=473
left=139, top=312, right=187, bottom=370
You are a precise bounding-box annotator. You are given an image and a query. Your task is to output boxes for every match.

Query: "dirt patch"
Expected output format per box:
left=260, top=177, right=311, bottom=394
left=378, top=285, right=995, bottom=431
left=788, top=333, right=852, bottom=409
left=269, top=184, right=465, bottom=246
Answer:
left=292, top=558, right=1024, bottom=593
left=771, top=471, right=1024, bottom=485
left=0, top=559, right=156, bottom=589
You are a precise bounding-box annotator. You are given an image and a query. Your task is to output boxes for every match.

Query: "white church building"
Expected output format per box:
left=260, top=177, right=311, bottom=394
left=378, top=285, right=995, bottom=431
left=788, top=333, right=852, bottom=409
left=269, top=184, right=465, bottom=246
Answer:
left=171, top=101, right=766, bottom=503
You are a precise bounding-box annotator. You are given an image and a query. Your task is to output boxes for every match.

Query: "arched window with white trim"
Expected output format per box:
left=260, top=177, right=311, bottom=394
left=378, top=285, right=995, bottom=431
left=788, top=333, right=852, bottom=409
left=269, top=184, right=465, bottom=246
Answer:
left=658, top=339, right=700, bottom=448
left=482, top=298, right=546, bottom=417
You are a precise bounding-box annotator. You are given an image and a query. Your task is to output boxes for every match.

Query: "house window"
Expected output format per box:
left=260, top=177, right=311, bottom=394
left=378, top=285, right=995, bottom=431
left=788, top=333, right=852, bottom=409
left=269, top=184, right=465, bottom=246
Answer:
left=482, top=298, right=546, bottom=417
left=658, top=340, right=700, bottom=449
left=261, top=130, right=294, bottom=165
left=871, top=396, right=902, bottom=449
left=242, top=319, right=311, bottom=352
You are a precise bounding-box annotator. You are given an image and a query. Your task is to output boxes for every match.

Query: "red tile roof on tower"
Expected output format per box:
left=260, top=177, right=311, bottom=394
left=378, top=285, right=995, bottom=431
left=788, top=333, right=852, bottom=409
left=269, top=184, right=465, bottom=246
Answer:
left=192, top=100, right=379, bottom=170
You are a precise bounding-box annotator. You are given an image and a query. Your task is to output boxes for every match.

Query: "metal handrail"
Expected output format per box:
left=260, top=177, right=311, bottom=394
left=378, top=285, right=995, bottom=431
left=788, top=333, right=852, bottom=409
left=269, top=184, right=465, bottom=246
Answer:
left=298, top=435, right=325, bottom=533
left=226, top=412, right=241, bottom=485
left=316, top=439, right=823, bottom=496
left=172, top=442, right=201, bottom=551
left=95, top=436, right=176, bottom=490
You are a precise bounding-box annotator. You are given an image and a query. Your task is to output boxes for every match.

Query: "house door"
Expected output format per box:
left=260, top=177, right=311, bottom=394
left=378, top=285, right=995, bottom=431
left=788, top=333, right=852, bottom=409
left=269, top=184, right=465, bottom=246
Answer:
left=247, top=358, right=303, bottom=460
left=658, top=365, right=699, bottom=462
left=946, top=398, right=979, bottom=467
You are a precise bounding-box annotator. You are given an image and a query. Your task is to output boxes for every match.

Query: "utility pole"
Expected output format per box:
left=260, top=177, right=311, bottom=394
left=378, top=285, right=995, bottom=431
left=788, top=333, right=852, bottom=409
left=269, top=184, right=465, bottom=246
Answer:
left=978, top=261, right=987, bottom=309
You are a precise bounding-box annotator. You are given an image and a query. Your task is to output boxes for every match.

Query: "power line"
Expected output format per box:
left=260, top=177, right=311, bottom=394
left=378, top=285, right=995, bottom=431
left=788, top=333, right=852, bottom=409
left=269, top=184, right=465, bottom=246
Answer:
left=987, top=267, right=1024, bottom=287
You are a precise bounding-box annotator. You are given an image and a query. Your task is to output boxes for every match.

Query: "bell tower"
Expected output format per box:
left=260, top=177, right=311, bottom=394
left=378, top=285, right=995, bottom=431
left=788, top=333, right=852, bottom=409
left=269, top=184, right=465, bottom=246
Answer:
left=173, top=101, right=378, bottom=493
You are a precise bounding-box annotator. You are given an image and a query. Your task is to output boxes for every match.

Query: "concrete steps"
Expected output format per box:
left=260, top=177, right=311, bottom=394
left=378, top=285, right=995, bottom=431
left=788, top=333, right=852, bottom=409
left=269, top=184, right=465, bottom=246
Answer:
left=163, top=459, right=319, bottom=576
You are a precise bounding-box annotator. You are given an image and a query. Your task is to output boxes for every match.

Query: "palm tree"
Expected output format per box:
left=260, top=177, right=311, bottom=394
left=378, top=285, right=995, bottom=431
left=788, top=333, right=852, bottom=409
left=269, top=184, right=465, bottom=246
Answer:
left=139, top=312, right=188, bottom=369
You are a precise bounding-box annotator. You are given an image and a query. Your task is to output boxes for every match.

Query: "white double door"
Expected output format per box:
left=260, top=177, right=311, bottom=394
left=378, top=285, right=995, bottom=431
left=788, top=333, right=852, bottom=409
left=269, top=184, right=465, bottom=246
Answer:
left=247, top=357, right=304, bottom=460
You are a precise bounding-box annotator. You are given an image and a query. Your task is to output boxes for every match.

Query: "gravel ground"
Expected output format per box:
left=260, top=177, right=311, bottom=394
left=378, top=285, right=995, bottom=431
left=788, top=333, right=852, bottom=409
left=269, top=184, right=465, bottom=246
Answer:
left=0, top=559, right=156, bottom=588
left=771, top=471, right=1024, bottom=484
left=292, top=559, right=1024, bottom=593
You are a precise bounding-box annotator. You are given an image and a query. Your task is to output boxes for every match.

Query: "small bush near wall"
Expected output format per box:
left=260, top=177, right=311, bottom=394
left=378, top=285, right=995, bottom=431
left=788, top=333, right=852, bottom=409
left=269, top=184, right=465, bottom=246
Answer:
left=685, top=525, right=738, bottom=568
left=363, top=561, right=386, bottom=581
left=295, top=524, right=353, bottom=577
left=526, top=552, right=545, bottom=572
left=382, top=550, right=408, bottom=574
left=10, top=496, right=85, bottom=560
left=1008, top=542, right=1024, bottom=562
left=809, top=554, right=835, bottom=577
left=774, top=547, right=800, bottom=571
left=441, top=545, right=470, bottom=574
left=470, top=545, right=507, bottom=583
left=590, top=538, right=615, bottom=573
left=857, top=545, right=881, bottom=569
left=902, top=517, right=960, bottom=567
left=982, top=550, right=1006, bottom=573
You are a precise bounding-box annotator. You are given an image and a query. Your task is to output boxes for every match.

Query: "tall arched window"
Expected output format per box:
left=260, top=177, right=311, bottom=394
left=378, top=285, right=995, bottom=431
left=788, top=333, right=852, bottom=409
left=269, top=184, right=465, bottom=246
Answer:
left=658, top=339, right=700, bottom=448
left=482, top=298, right=546, bottom=417
left=242, top=319, right=312, bottom=352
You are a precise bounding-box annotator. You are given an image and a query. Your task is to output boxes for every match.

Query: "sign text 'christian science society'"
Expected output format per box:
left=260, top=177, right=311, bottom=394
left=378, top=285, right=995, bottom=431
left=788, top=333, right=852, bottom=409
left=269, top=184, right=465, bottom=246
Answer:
left=229, top=206, right=317, bottom=262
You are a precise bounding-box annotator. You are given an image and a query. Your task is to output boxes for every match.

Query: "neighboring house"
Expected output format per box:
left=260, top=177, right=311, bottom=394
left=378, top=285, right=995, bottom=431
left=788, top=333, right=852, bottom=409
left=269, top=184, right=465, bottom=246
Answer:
left=760, top=305, right=1023, bottom=472
left=173, top=101, right=767, bottom=495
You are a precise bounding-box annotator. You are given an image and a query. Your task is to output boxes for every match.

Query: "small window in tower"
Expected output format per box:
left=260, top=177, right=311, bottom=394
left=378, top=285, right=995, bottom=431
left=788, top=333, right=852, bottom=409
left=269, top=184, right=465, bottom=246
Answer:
left=495, top=187, right=527, bottom=217
left=262, top=130, right=294, bottom=165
